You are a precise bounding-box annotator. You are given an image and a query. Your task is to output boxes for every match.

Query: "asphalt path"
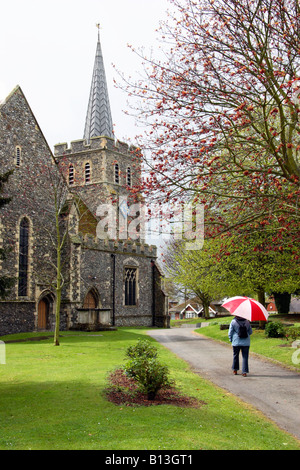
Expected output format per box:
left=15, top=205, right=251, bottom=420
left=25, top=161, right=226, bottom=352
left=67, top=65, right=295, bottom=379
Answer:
left=147, top=327, right=300, bottom=441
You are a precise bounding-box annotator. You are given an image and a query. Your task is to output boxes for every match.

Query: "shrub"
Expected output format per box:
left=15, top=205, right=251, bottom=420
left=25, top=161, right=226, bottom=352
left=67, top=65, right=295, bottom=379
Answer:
left=124, top=357, right=173, bottom=400
left=284, top=326, right=300, bottom=342
left=125, top=339, right=158, bottom=360
left=124, top=340, right=173, bottom=400
left=265, top=321, right=285, bottom=338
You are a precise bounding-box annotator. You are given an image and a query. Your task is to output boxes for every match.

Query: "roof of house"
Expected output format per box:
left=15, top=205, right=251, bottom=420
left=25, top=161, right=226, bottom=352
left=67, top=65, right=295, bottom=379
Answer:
left=169, top=299, right=202, bottom=313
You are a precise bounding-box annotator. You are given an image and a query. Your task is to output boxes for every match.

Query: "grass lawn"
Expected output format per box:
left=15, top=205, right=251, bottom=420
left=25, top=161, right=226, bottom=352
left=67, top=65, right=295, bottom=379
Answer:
left=0, top=328, right=299, bottom=450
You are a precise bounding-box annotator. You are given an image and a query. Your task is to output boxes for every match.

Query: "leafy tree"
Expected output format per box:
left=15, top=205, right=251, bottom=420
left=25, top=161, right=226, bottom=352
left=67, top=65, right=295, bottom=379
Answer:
left=215, top=224, right=300, bottom=304
left=123, top=0, right=300, bottom=306
left=124, top=0, right=300, bottom=234
left=169, top=220, right=300, bottom=314
left=166, top=239, right=226, bottom=318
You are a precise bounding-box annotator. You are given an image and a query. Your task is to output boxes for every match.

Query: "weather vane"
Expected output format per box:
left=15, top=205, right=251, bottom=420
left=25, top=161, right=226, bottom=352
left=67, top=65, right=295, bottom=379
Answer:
left=96, top=23, right=101, bottom=40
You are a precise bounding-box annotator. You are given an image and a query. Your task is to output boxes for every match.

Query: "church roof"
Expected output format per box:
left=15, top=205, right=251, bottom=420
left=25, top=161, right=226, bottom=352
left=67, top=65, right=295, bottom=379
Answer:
left=83, top=28, right=114, bottom=141
left=1, top=85, right=55, bottom=160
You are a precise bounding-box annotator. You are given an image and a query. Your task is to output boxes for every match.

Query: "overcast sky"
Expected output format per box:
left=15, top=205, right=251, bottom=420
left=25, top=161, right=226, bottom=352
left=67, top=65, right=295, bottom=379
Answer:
left=0, top=0, right=171, bottom=150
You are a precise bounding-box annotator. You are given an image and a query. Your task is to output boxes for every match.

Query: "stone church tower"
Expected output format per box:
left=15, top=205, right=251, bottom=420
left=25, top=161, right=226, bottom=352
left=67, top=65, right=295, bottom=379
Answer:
left=54, top=29, right=142, bottom=228
left=0, top=32, right=168, bottom=336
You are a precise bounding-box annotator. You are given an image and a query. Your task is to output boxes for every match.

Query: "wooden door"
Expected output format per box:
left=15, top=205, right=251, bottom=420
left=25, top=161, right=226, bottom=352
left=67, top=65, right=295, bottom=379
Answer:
left=38, top=299, right=49, bottom=329
left=83, top=291, right=97, bottom=309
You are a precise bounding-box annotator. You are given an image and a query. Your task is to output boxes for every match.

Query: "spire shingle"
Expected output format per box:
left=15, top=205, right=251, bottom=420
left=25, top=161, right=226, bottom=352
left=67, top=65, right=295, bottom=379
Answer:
left=83, top=30, right=113, bottom=140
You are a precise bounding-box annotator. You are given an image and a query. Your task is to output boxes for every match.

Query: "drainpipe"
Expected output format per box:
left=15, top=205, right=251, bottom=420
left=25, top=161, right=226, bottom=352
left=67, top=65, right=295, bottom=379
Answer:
left=111, top=254, right=116, bottom=326
left=151, top=260, right=155, bottom=327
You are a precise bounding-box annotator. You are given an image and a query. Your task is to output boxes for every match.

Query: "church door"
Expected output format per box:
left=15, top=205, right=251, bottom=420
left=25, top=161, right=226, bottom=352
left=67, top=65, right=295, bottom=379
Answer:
left=83, top=291, right=97, bottom=309
left=38, top=298, right=49, bottom=330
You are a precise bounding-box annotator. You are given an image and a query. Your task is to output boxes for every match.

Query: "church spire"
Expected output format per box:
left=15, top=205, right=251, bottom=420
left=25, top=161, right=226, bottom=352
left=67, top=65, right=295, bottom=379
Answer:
left=83, top=25, right=114, bottom=141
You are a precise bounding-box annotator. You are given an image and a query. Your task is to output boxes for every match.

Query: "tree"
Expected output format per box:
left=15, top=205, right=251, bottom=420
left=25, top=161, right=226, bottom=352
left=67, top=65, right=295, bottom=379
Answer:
left=0, top=170, right=15, bottom=298
left=215, top=224, right=300, bottom=303
left=36, top=168, right=79, bottom=346
left=50, top=173, right=72, bottom=346
left=272, top=292, right=292, bottom=314
left=166, top=239, right=226, bottom=318
left=4, top=161, right=78, bottom=346
left=124, top=0, right=300, bottom=235
left=169, top=219, right=300, bottom=314
left=162, top=238, right=198, bottom=301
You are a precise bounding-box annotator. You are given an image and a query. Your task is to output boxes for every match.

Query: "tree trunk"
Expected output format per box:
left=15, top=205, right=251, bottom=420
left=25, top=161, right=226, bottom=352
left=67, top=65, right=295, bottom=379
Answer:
left=257, top=288, right=266, bottom=329
left=203, top=301, right=210, bottom=320
left=54, top=287, right=61, bottom=346
left=257, top=288, right=265, bottom=307
left=273, top=292, right=291, bottom=314
left=54, top=208, right=62, bottom=346
left=147, top=391, right=156, bottom=401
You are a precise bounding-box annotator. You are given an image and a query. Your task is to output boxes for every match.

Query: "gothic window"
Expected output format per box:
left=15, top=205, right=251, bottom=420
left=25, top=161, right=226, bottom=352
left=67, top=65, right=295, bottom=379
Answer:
left=114, top=163, right=119, bottom=184
left=127, top=167, right=131, bottom=187
left=15, top=146, right=21, bottom=167
left=68, top=164, right=74, bottom=186
left=85, top=163, right=91, bottom=184
left=124, top=267, right=137, bottom=306
left=18, top=218, right=29, bottom=297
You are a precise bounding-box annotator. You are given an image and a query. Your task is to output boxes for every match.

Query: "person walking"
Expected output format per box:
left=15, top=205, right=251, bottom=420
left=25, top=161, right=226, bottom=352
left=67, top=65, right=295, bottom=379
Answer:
left=228, top=316, right=253, bottom=376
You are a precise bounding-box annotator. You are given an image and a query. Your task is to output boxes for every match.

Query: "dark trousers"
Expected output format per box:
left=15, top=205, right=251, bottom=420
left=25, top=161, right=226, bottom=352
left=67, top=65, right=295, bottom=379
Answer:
left=232, top=346, right=250, bottom=374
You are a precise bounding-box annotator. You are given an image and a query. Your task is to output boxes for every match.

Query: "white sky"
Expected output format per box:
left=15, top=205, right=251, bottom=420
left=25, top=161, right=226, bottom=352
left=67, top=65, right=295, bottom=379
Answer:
left=0, top=0, right=171, bottom=150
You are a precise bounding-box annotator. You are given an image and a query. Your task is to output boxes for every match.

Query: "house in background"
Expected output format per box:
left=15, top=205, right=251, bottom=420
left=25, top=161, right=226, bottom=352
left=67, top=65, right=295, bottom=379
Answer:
left=266, top=299, right=277, bottom=313
left=169, top=300, right=201, bottom=320
left=260, top=296, right=300, bottom=315
left=169, top=298, right=228, bottom=320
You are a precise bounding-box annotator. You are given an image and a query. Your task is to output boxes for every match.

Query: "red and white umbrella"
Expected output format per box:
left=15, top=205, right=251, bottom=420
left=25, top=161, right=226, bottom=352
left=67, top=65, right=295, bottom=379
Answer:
left=222, top=296, right=269, bottom=321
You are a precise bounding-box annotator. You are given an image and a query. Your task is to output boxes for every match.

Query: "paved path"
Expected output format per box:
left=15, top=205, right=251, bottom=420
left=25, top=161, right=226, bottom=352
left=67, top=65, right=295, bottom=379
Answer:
left=148, top=327, right=300, bottom=440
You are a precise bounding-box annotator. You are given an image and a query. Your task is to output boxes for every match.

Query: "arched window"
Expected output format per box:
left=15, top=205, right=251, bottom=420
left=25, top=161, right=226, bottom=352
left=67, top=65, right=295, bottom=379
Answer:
left=18, top=218, right=29, bottom=297
left=68, top=164, right=74, bottom=186
left=15, top=146, right=21, bottom=167
left=114, top=163, right=119, bottom=184
left=124, top=267, right=137, bottom=306
left=85, top=162, right=91, bottom=184
left=127, top=167, right=131, bottom=187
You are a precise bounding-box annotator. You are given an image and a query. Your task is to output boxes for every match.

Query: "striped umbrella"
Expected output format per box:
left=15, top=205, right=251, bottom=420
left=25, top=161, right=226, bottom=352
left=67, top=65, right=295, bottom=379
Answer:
left=222, top=296, right=269, bottom=321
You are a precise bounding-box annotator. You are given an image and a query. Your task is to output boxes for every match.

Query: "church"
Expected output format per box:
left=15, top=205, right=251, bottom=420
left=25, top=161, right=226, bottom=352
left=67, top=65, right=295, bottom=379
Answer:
left=0, top=31, right=168, bottom=336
